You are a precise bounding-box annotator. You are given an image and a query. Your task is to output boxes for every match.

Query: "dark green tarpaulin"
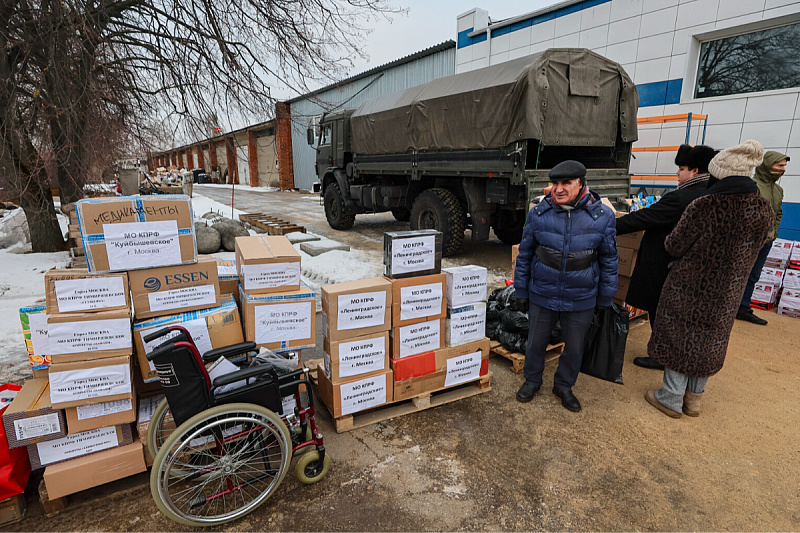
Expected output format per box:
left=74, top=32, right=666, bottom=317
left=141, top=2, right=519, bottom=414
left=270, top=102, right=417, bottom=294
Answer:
left=351, top=48, right=638, bottom=155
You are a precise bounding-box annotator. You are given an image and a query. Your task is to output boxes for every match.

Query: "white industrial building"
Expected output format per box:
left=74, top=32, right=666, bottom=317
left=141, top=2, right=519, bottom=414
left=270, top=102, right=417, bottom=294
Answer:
left=456, top=0, right=800, bottom=240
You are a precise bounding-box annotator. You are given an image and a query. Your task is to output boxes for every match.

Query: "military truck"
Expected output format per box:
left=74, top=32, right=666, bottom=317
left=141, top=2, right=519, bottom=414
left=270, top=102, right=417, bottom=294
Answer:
left=309, top=48, right=638, bottom=255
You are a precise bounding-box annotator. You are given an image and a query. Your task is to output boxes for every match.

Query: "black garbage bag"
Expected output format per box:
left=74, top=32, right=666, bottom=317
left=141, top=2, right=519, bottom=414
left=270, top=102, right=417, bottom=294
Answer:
left=550, top=320, right=562, bottom=345
left=512, top=335, right=528, bottom=354
left=500, top=309, right=529, bottom=333
left=485, top=320, right=502, bottom=340
left=488, top=287, right=506, bottom=303
left=498, top=328, right=524, bottom=352
left=496, top=285, right=517, bottom=309
left=581, top=303, right=629, bottom=384
left=487, top=300, right=502, bottom=321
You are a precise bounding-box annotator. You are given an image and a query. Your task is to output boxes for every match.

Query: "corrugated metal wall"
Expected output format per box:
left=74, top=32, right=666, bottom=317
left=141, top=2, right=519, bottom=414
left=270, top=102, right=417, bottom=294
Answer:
left=289, top=47, right=456, bottom=191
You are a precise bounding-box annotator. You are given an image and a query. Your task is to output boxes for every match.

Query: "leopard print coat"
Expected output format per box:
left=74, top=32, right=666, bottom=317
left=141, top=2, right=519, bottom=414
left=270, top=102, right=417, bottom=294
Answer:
left=648, top=184, right=773, bottom=377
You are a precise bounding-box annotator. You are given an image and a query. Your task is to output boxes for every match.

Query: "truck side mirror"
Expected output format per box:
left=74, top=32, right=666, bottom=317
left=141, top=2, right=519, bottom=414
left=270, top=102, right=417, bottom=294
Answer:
left=307, top=127, right=315, bottom=146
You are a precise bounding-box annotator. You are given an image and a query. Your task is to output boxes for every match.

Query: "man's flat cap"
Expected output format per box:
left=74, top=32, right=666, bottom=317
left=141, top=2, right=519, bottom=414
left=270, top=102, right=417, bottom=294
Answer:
left=549, top=160, right=587, bottom=181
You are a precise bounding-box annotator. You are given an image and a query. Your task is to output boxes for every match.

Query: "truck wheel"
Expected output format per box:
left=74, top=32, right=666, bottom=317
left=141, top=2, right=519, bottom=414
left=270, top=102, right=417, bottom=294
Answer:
left=391, top=208, right=411, bottom=222
left=410, top=188, right=466, bottom=256
left=324, top=183, right=355, bottom=230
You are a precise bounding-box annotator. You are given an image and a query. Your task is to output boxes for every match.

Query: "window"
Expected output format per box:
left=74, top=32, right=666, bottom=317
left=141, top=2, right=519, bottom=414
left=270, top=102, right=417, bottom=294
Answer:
left=319, top=124, right=332, bottom=146
left=694, top=22, right=800, bottom=98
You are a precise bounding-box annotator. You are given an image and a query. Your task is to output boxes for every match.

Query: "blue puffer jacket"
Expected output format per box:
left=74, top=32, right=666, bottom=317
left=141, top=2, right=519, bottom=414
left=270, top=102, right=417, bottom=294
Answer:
left=514, top=189, right=618, bottom=311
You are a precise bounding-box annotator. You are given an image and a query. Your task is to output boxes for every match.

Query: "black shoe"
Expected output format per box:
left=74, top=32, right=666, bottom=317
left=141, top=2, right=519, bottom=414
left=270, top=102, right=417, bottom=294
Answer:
left=552, top=387, right=581, bottom=412
left=516, top=381, right=540, bottom=403
left=633, top=356, right=665, bottom=370
left=736, top=310, right=768, bottom=325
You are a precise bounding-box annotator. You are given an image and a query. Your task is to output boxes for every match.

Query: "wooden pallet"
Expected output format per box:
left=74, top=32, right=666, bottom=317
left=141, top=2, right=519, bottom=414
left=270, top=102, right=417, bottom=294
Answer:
left=239, top=212, right=306, bottom=235
left=489, top=340, right=565, bottom=373
left=326, top=373, right=492, bottom=433
left=0, top=494, right=25, bottom=527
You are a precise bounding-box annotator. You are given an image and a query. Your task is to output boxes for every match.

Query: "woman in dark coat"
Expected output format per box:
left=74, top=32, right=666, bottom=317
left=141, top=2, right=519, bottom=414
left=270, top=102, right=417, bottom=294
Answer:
left=645, top=140, right=773, bottom=419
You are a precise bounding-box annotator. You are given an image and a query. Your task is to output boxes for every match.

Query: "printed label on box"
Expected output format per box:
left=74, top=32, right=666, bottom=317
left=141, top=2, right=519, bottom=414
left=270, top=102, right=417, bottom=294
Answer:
left=48, top=318, right=131, bottom=355
left=140, top=318, right=213, bottom=371
left=448, top=307, right=486, bottom=346
left=337, top=291, right=386, bottom=331
left=241, top=262, right=301, bottom=290
left=340, top=375, right=387, bottom=416
left=400, top=283, right=443, bottom=321
left=76, top=399, right=133, bottom=421
left=35, top=426, right=118, bottom=466
left=137, top=394, right=165, bottom=423
left=13, top=413, right=61, bottom=441
left=49, top=364, right=131, bottom=404
left=147, top=284, right=217, bottom=313
left=103, top=220, right=181, bottom=270
left=449, top=269, right=487, bottom=306
left=444, top=351, right=482, bottom=387
left=29, top=312, right=49, bottom=357
left=254, top=302, right=312, bottom=344
left=398, top=320, right=440, bottom=358
left=280, top=396, right=297, bottom=417
left=217, top=264, right=237, bottom=277
left=337, top=335, right=386, bottom=378
left=54, top=277, right=127, bottom=313
left=391, top=235, right=436, bottom=275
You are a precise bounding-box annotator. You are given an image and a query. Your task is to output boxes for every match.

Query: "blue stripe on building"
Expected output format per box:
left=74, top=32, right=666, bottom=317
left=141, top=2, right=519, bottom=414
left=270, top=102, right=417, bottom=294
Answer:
left=779, top=203, right=800, bottom=241
left=636, top=79, right=683, bottom=107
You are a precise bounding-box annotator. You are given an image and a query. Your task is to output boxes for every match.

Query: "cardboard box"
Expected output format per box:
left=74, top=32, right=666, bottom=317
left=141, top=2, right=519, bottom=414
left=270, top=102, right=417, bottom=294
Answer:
left=758, top=267, right=785, bottom=287
left=209, top=256, right=240, bottom=304
left=322, top=277, right=392, bottom=342
left=617, top=246, right=638, bottom=277
left=43, top=439, right=146, bottom=499
left=394, top=358, right=489, bottom=402
left=64, top=384, right=137, bottom=434
left=316, top=364, right=393, bottom=418
left=386, top=273, right=446, bottom=328
left=614, top=275, right=631, bottom=305
left=323, top=332, right=390, bottom=384
left=383, top=230, right=442, bottom=279
left=752, top=282, right=778, bottom=305
left=48, top=355, right=133, bottom=409
left=2, top=379, right=66, bottom=449
left=617, top=230, right=645, bottom=250
left=442, top=266, right=488, bottom=307
left=512, top=245, right=519, bottom=276
left=391, top=338, right=490, bottom=382
left=241, top=284, right=316, bottom=352
left=128, top=256, right=221, bottom=319
left=133, top=295, right=244, bottom=382
left=47, top=308, right=132, bottom=364
left=390, top=318, right=444, bottom=359
left=45, top=269, right=130, bottom=315
left=445, top=302, right=487, bottom=347
left=19, top=301, right=51, bottom=369
left=235, top=236, right=301, bottom=295
left=783, top=269, right=800, bottom=290
left=28, top=424, right=133, bottom=470
left=75, top=195, right=197, bottom=273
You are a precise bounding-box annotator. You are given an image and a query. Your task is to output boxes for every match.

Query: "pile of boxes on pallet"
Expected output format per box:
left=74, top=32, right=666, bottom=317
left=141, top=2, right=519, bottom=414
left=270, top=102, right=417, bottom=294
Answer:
left=751, top=239, right=800, bottom=318
left=317, top=230, right=491, bottom=419
left=6, top=195, right=316, bottom=501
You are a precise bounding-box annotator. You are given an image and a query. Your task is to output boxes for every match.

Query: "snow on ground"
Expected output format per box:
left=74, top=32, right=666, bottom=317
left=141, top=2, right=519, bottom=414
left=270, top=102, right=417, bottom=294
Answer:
left=0, top=250, right=70, bottom=383
left=194, top=183, right=279, bottom=193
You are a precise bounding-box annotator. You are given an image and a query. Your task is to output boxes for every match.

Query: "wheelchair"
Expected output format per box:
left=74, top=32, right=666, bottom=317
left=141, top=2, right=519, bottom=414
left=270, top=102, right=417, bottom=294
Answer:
left=143, top=326, right=329, bottom=527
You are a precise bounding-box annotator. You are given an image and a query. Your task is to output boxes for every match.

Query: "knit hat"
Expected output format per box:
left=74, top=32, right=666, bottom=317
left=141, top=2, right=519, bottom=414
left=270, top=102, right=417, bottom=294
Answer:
left=708, top=139, right=764, bottom=179
left=549, top=160, right=587, bottom=184
left=675, top=144, right=718, bottom=173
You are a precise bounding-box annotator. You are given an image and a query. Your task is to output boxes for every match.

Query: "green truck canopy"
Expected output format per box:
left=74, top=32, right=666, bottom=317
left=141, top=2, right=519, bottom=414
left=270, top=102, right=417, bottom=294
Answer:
left=351, top=48, right=638, bottom=155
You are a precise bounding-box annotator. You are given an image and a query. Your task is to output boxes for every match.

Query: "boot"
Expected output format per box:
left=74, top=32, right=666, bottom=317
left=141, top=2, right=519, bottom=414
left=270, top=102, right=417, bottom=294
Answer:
left=682, top=391, right=703, bottom=417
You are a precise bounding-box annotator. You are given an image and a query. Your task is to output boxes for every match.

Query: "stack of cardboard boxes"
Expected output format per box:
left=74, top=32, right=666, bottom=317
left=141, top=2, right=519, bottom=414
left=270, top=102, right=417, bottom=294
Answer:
left=751, top=267, right=784, bottom=310
left=776, top=241, right=800, bottom=318
left=613, top=228, right=646, bottom=318
left=749, top=238, right=800, bottom=318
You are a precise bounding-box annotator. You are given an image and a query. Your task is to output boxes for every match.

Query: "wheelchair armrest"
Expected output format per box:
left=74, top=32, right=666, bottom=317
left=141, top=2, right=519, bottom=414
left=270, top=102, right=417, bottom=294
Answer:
left=147, top=342, right=174, bottom=361
left=202, top=342, right=258, bottom=364
left=212, top=364, right=276, bottom=388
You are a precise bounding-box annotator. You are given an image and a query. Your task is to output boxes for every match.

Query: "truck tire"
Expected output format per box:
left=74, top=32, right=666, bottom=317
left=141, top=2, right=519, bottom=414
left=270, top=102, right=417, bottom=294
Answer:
left=324, top=183, right=355, bottom=230
left=391, top=208, right=411, bottom=222
left=410, top=188, right=466, bottom=256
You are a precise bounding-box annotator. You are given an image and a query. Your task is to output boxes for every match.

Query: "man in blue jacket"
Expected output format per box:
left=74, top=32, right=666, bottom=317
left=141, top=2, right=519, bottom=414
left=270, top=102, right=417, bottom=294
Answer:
left=513, top=160, right=618, bottom=412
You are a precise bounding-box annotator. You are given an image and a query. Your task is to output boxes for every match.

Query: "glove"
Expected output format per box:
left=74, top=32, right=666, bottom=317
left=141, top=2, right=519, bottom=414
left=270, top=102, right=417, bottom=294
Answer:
left=515, top=298, right=529, bottom=312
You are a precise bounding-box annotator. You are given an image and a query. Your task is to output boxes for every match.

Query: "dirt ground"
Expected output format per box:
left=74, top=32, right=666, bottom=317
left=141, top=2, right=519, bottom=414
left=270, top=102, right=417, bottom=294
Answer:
left=9, top=187, right=800, bottom=531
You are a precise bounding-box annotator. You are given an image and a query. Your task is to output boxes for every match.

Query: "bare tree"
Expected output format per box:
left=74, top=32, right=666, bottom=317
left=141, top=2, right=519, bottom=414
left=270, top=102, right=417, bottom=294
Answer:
left=2, top=0, right=400, bottom=252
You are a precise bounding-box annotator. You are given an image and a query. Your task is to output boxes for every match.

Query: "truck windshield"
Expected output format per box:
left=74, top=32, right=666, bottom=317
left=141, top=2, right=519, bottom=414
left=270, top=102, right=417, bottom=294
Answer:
left=320, top=125, right=332, bottom=146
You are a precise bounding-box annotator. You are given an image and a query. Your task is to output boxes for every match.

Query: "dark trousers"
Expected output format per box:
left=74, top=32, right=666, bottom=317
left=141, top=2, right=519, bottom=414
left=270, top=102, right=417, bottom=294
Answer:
left=739, top=242, right=772, bottom=314
left=524, top=303, right=594, bottom=391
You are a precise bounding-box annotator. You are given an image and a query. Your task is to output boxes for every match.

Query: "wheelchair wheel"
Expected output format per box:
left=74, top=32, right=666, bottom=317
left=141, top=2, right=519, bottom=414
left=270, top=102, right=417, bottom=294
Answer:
left=293, top=425, right=313, bottom=456
left=146, top=398, right=173, bottom=463
left=295, top=450, right=331, bottom=484
left=150, top=403, right=292, bottom=527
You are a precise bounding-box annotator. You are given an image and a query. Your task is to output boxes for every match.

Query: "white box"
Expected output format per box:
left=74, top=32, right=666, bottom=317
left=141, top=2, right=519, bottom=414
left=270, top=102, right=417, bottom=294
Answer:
left=446, top=302, right=487, bottom=347
left=758, top=267, right=785, bottom=287
left=752, top=282, right=778, bottom=304
left=783, top=269, right=800, bottom=289
left=442, top=266, right=488, bottom=307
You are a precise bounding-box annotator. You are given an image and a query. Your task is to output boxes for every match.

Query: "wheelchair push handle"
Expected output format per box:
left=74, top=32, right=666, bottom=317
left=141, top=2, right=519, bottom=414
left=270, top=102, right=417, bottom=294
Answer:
left=143, top=327, right=173, bottom=343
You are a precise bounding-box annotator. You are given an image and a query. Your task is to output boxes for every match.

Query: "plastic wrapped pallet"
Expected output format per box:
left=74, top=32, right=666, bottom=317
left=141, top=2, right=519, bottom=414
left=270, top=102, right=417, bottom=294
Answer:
left=383, top=230, right=442, bottom=279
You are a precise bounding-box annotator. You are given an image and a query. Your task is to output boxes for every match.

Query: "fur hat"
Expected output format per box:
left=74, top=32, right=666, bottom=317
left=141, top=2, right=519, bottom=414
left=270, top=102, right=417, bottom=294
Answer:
left=674, top=144, right=718, bottom=173
left=549, top=160, right=587, bottom=184
left=708, top=139, right=764, bottom=179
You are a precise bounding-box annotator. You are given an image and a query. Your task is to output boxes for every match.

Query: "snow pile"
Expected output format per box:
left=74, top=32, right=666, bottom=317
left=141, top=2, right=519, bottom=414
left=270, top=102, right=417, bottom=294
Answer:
left=195, top=184, right=280, bottom=193
left=0, top=208, right=30, bottom=252
left=0, top=251, right=70, bottom=383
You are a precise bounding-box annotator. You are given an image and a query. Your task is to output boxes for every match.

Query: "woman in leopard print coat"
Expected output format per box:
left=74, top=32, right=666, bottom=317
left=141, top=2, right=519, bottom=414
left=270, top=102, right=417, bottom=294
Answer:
left=645, top=140, right=773, bottom=419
